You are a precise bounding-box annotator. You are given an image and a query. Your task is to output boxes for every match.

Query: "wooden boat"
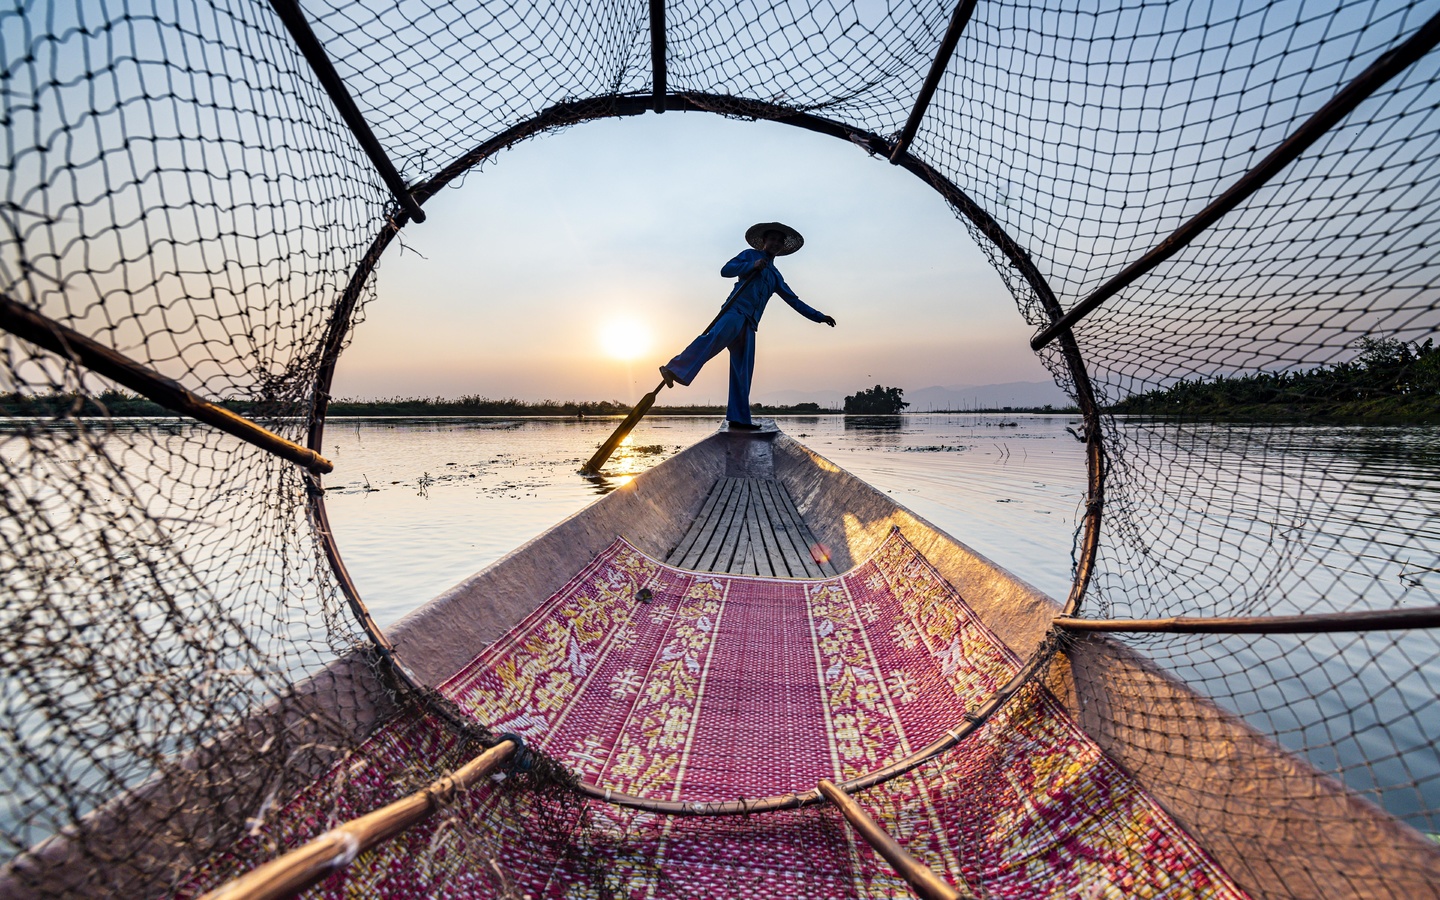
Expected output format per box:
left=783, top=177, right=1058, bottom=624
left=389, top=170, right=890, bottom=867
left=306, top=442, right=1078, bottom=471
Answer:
left=9, top=425, right=1437, bottom=899
left=8, top=0, right=1440, bottom=894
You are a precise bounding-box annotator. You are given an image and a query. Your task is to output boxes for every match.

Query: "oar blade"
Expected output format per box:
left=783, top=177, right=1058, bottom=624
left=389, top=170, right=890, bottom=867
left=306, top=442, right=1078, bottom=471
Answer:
left=581, top=382, right=664, bottom=474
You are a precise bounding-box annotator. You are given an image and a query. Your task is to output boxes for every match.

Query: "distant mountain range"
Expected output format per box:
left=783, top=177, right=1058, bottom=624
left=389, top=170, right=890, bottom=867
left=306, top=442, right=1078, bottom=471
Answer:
left=755, top=381, right=1072, bottom=410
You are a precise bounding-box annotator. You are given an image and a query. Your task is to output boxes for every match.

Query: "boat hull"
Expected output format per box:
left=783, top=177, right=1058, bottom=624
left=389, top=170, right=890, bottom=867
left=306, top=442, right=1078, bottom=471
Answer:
left=6, top=429, right=1437, bottom=898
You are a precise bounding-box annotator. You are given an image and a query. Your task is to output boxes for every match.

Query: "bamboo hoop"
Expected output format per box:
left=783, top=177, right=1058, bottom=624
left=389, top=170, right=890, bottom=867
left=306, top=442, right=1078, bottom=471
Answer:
left=301, top=91, right=1102, bottom=822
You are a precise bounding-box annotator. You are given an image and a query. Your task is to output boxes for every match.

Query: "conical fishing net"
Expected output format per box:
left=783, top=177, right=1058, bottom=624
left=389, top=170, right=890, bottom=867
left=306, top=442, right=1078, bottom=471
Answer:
left=2, top=0, right=1438, bottom=897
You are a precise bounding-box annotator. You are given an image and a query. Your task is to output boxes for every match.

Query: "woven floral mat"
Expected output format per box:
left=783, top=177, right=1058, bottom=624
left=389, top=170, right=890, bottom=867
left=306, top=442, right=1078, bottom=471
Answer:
left=180, top=530, right=1249, bottom=899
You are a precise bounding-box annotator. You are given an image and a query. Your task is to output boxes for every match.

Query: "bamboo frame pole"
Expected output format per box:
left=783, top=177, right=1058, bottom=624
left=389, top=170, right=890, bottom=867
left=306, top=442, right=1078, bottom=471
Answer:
left=889, top=0, right=981, bottom=162
left=0, top=293, right=333, bottom=475
left=1055, top=605, right=1440, bottom=634
left=649, top=0, right=667, bottom=112
left=817, top=780, right=971, bottom=900
left=265, top=0, right=425, bottom=222
left=199, top=739, right=516, bottom=900
left=1031, top=9, right=1440, bottom=351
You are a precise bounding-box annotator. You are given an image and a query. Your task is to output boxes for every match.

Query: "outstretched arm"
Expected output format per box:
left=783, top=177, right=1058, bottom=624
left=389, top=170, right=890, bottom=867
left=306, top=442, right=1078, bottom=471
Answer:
left=721, top=249, right=766, bottom=278
left=777, top=278, right=834, bottom=326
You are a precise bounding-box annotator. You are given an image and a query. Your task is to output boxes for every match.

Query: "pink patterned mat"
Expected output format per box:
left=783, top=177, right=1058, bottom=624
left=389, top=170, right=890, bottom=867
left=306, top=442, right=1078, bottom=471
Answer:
left=181, top=530, right=1249, bottom=899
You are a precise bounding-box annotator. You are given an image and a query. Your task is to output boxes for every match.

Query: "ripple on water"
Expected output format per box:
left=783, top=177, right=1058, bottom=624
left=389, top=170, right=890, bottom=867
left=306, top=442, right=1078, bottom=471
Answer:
left=320, top=414, right=1089, bottom=624
left=322, top=414, right=1440, bottom=830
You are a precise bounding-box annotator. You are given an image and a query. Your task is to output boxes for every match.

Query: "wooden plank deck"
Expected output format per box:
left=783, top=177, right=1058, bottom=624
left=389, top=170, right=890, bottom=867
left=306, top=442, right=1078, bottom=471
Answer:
left=667, top=477, right=835, bottom=577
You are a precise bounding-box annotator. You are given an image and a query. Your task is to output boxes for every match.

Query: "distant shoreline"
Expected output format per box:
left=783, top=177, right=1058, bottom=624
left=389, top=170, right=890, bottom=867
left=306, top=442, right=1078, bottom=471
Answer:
left=323, top=394, right=1435, bottom=424
left=0, top=391, right=1078, bottom=419
left=1106, top=337, right=1440, bottom=424
left=18, top=390, right=1439, bottom=423
left=1108, top=397, right=1440, bottom=425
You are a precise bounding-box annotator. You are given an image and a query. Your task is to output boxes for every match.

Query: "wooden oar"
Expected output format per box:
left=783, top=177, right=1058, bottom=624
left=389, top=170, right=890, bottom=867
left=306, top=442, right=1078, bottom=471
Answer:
left=582, top=262, right=770, bottom=475
left=581, top=377, right=668, bottom=474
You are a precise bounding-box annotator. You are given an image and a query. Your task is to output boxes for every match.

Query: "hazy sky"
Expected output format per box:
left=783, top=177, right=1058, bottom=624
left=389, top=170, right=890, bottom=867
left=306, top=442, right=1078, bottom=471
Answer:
left=332, top=111, right=1056, bottom=403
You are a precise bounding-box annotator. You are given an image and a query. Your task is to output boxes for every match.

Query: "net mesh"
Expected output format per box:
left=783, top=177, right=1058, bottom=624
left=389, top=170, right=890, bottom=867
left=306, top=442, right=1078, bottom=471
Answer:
left=2, top=0, right=1438, bottom=897
left=1, top=0, right=393, bottom=890
left=913, top=0, right=1440, bottom=848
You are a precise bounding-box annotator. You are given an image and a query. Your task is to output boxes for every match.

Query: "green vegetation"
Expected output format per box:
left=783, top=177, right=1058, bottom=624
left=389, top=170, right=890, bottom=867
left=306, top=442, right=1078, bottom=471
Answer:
left=21, top=343, right=1437, bottom=427
left=1111, top=338, right=1440, bottom=423
left=326, top=396, right=629, bottom=416
left=754, top=401, right=824, bottom=413
left=844, top=385, right=909, bottom=415
left=1, top=389, right=177, bottom=417
left=0, top=391, right=841, bottom=418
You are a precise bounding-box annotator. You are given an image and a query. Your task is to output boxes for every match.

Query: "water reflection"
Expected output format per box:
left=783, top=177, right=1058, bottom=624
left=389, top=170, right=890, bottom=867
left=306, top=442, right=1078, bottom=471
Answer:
left=19, top=413, right=1428, bottom=833
left=321, top=414, right=1089, bottom=620
left=842, top=415, right=906, bottom=430
left=1096, top=418, right=1440, bottom=830
left=580, top=472, right=633, bottom=495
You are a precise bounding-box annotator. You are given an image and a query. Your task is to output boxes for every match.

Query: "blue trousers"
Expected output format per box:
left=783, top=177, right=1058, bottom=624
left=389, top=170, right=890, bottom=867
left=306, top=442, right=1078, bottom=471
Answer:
left=665, top=309, right=756, bottom=424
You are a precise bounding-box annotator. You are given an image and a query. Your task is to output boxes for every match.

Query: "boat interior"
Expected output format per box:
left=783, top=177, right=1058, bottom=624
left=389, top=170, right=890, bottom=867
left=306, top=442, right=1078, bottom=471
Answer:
left=7, top=427, right=1439, bottom=899
left=7, top=0, right=1440, bottom=892
left=392, top=426, right=1054, bottom=688
left=365, top=426, right=1437, bottom=896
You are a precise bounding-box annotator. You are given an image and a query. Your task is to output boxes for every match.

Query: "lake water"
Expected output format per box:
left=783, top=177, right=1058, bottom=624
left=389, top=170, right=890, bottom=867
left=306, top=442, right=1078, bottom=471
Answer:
left=3, top=413, right=1437, bottom=840
left=321, top=413, right=1440, bottom=833
left=320, top=414, right=1089, bottom=626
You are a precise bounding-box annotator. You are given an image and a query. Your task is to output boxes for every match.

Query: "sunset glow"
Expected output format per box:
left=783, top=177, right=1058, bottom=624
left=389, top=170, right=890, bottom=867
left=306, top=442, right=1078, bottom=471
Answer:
left=599, top=319, right=652, bottom=361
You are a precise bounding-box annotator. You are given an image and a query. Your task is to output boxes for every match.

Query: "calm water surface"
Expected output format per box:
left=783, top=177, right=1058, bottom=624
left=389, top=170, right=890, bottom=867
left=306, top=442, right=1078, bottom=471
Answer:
left=5, top=414, right=1436, bottom=836
left=322, top=414, right=1440, bottom=830
left=320, top=414, right=1088, bottom=627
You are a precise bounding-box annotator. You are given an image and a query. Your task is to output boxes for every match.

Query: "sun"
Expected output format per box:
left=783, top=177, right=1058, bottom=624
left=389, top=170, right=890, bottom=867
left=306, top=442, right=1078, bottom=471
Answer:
left=598, top=319, right=652, bottom=361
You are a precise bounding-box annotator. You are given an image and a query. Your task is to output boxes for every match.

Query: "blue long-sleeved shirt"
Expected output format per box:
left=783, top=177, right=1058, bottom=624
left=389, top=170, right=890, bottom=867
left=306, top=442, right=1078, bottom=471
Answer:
left=719, top=248, right=825, bottom=331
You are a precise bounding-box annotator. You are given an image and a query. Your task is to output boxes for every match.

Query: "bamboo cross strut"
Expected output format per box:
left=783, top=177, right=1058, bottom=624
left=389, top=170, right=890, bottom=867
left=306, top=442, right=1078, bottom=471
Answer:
left=817, top=779, right=972, bottom=899
left=201, top=742, right=974, bottom=900
left=199, top=739, right=517, bottom=900
left=0, top=293, right=333, bottom=475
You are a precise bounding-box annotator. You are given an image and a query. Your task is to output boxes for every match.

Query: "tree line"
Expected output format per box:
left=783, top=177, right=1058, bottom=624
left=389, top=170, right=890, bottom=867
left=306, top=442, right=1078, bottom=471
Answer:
left=1110, top=337, right=1440, bottom=421
left=0, top=392, right=844, bottom=418
left=843, top=385, right=910, bottom=414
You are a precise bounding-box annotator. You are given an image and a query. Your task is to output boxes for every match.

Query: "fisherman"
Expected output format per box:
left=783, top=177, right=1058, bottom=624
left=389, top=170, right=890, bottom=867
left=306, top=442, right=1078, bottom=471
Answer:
left=660, top=222, right=835, bottom=431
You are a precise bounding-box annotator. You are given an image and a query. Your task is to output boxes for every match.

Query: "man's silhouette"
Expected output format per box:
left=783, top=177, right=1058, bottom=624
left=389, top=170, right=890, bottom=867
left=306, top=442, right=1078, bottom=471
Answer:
left=660, top=222, right=835, bottom=430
